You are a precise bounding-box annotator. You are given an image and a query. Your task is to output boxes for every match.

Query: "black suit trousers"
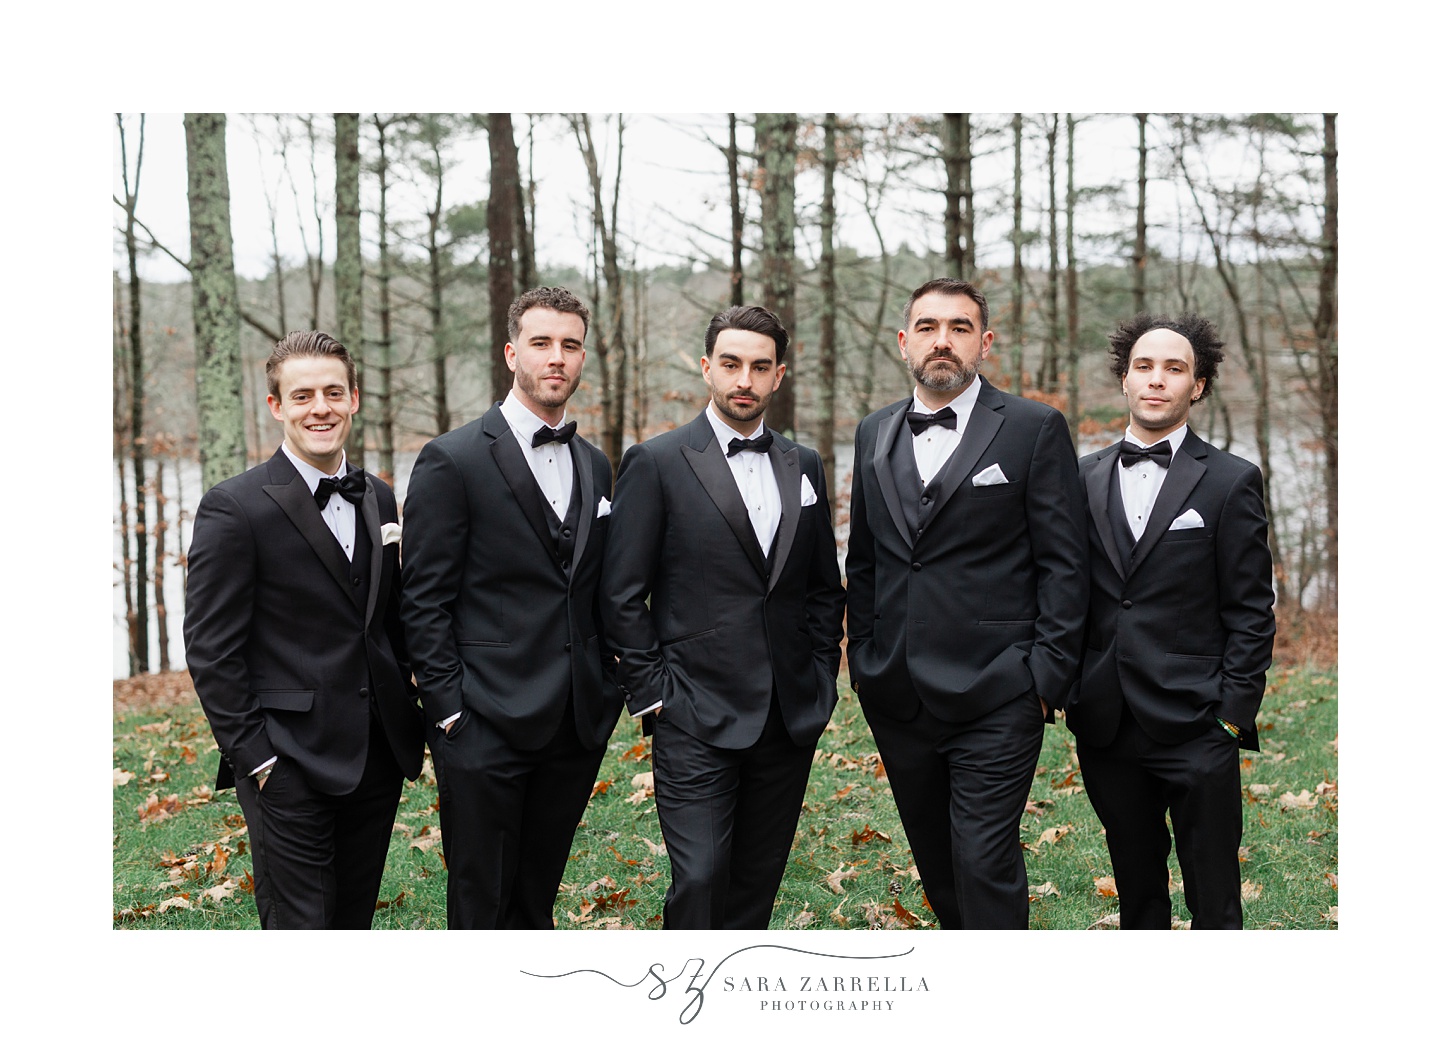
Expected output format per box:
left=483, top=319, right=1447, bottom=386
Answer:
left=430, top=706, right=606, bottom=930
left=233, top=714, right=403, bottom=930
left=1077, top=704, right=1244, bottom=929
left=861, top=690, right=1044, bottom=930
left=651, top=697, right=815, bottom=930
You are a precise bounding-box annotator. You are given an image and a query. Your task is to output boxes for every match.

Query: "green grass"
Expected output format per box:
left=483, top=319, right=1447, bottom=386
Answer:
left=113, top=665, right=1337, bottom=929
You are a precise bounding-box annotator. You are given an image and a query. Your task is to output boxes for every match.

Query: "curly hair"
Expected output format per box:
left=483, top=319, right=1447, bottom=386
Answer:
left=507, top=286, right=591, bottom=342
left=1107, top=312, right=1226, bottom=401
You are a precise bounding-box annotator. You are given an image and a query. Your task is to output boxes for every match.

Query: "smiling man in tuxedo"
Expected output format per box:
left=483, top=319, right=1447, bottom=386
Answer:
left=602, top=304, right=845, bottom=929
left=1067, top=313, right=1275, bottom=929
left=400, top=286, right=621, bottom=929
left=846, top=278, right=1088, bottom=929
left=184, top=330, right=424, bottom=929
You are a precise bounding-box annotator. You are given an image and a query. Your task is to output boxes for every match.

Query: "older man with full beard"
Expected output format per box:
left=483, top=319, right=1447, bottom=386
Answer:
left=845, top=278, right=1088, bottom=929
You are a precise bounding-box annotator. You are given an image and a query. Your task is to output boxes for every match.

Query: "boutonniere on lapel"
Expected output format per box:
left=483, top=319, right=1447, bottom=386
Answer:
left=381, top=522, right=402, bottom=546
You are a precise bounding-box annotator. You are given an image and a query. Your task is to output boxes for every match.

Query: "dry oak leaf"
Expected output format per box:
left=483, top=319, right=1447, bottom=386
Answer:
left=1037, top=824, right=1074, bottom=846
left=833, top=783, right=857, bottom=801
left=851, top=825, right=892, bottom=846
left=1277, top=789, right=1318, bottom=811
left=157, top=896, right=193, bottom=912
left=1029, top=881, right=1060, bottom=900
left=637, top=835, right=667, bottom=858
left=1023, top=798, right=1054, bottom=816
left=791, top=908, right=817, bottom=928
left=114, top=768, right=135, bottom=787
left=409, top=826, right=443, bottom=852
left=824, top=863, right=859, bottom=894
left=1323, top=906, right=1338, bottom=924
left=1325, top=872, right=1339, bottom=890
left=137, top=793, right=183, bottom=822
left=1088, top=912, right=1121, bottom=930
left=620, top=741, right=649, bottom=763
left=201, top=880, right=238, bottom=903
left=1241, top=881, right=1263, bottom=901
left=830, top=899, right=851, bottom=927
left=891, top=899, right=922, bottom=927
left=1094, top=875, right=1119, bottom=898
left=591, top=778, right=613, bottom=797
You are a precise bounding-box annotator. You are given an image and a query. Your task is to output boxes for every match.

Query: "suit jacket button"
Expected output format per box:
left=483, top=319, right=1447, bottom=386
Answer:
left=561, top=527, right=572, bottom=538
left=920, top=494, right=931, bottom=505
left=562, top=560, right=570, bottom=569
left=911, top=561, right=923, bottom=571
left=360, top=687, right=369, bottom=698
left=1121, top=599, right=1133, bottom=609
left=564, top=643, right=572, bottom=652
left=352, top=576, right=361, bottom=587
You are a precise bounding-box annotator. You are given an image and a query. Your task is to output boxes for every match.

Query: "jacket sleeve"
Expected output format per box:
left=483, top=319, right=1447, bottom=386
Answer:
left=1214, top=464, right=1277, bottom=738
left=600, top=442, right=674, bottom=715
left=1023, top=408, right=1090, bottom=710
left=843, top=419, right=875, bottom=689
left=183, top=485, right=275, bottom=778
left=803, top=450, right=846, bottom=683
left=398, top=440, right=471, bottom=726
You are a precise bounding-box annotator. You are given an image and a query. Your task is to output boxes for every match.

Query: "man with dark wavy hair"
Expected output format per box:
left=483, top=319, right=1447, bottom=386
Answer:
left=1067, top=312, right=1276, bottom=929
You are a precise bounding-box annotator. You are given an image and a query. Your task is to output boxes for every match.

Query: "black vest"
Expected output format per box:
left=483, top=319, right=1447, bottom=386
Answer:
left=533, top=462, right=583, bottom=575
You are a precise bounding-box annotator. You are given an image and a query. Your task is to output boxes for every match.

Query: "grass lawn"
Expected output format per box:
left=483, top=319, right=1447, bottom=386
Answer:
left=113, top=665, right=1337, bottom=929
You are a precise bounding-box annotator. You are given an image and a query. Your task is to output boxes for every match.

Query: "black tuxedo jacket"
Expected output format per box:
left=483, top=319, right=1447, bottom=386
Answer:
left=184, top=449, right=424, bottom=795
left=602, top=411, right=845, bottom=749
left=399, top=404, right=622, bottom=751
left=845, top=378, right=1088, bottom=723
left=1067, top=428, right=1276, bottom=750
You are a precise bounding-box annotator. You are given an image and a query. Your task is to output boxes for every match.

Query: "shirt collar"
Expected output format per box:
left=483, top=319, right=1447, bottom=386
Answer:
left=911, top=376, right=981, bottom=417
left=705, top=403, right=765, bottom=455
left=502, top=389, right=569, bottom=446
left=281, top=442, right=347, bottom=492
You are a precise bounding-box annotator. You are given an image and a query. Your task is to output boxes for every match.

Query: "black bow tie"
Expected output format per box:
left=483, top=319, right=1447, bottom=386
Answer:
left=906, top=407, right=957, bottom=436
left=727, top=431, right=774, bottom=457
left=314, top=469, right=367, bottom=510
left=1118, top=440, right=1173, bottom=468
left=532, top=421, right=577, bottom=448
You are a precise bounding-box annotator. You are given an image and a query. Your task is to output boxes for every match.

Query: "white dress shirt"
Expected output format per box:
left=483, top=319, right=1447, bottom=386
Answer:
left=501, top=390, right=575, bottom=522
left=281, top=443, right=356, bottom=560
left=909, top=378, right=981, bottom=485
left=706, top=404, right=782, bottom=555
left=1117, top=425, right=1188, bottom=540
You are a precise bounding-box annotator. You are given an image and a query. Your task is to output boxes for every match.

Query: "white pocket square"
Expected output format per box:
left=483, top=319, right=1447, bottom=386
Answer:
left=380, top=522, right=402, bottom=546
left=597, top=497, right=612, bottom=518
left=800, top=474, right=818, bottom=507
left=972, top=463, right=1009, bottom=487
left=1169, top=509, right=1204, bottom=530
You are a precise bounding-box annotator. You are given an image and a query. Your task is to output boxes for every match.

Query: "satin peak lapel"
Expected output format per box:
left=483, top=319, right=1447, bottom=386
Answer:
left=1085, top=449, right=1126, bottom=580
left=567, top=436, right=596, bottom=580
left=871, top=404, right=913, bottom=547
left=682, top=417, right=769, bottom=580
left=767, top=442, right=801, bottom=591
left=263, top=455, right=354, bottom=599
left=919, top=380, right=1004, bottom=533
left=487, top=414, right=557, bottom=561
left=359, top=470, right=384, bottom=625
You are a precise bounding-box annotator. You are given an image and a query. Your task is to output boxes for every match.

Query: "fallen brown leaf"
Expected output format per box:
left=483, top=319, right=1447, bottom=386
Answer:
left=1094, top=875, right=1118, bottom=898
left=824, top=863, right=859, bottom=894
left=137, top=793, right=183, bottom=822
left=114, top=768, right=135, bottom=787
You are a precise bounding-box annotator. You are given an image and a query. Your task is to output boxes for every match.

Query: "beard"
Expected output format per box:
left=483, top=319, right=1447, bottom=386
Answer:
left=911, top=351, right=976, bottom=393
left=515, top=365, right=581, bottom=410
left=711, top=384, right=770, bottom=424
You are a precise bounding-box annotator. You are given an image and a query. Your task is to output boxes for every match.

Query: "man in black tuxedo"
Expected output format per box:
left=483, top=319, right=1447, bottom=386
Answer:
left=846, top=278, right=1088, bottom=929
left=184, top=331, right=424, bottom=929
left=400, top=286, right=621, bottom=929
left=1067, top=313, right=1275, bottom=929
left=602, top=305, right=845, bottom=930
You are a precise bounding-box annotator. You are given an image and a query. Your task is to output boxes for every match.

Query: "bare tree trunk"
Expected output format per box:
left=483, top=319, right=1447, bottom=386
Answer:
left=334, top=114, right=365, bottom=465
left=114, top=268, right=137, bottom=677
left=117, top=114, right=150, bottom=672
left=1134, top=113, right=1149, bottom=315
left=515, top=115, right=536, bottom=292
left=1065, top=114, right=1082, bottom=451
left=728, top=114, right=745, bottom=307
left=1010, top=113, right=1024, bottom=394
left=372, top=114, right=397, bottom=485
left=943, top=113, right=966, bottom=281
left=185, top=113, right=247, bottom=495
left=818, top=113, right=840, bottom=502
left=1041, top=113, right=1061, bottom=391
left=423, top=119, right=450, bottom=435
left=964, top=114, right=976, bottom=280
left=488, top=113, right=520, bottom=406
left=571, top=114, right=628, bottom=470
left=757, top=112, right=798, bottom=436
left=1315, top=113, right=1338, bottom=612
left=152, top=443, right=170, bottom=672
left=299, top=115, right=325, bottom=329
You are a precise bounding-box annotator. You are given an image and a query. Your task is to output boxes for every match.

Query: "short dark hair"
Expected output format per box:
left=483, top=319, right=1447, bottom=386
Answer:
left=704, top=304, right=790, bottom=362
left=1107, top=312, right=1226, bottom=401
left=265, top=330, right=356, bottom=399
left=507, top=286, right=591, bottom=342
left=902, top=278, right=991, bottom=330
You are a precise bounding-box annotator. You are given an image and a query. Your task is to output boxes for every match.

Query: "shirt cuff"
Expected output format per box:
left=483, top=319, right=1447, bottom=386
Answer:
left=250, top=756, right=277, bottom=776
left=437, top=711, right=463, bottom=730
left=631, top=700, right=663, bottom=718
